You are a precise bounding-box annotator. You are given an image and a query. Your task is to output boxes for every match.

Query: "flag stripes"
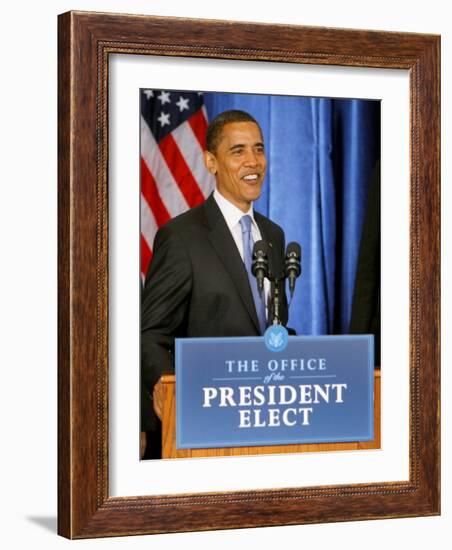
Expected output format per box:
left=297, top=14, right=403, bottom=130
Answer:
left=140, top=91, right=214, bottom=280
left=158, top=133, right=205, bottom=208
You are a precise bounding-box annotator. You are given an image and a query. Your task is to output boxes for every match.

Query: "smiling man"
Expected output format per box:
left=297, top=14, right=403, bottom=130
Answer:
left=203, top=113, right=266, bottom=210
left=141, top=110, right=288, bottom=457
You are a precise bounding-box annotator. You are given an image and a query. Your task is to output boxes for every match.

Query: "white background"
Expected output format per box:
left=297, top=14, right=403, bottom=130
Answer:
left=110, top=57, right=410, bottom=496
left=0, top=0, right=449, bottom=548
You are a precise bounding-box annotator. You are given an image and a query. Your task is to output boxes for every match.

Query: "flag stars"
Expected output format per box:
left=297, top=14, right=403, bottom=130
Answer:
left=158, top=111, right=170, bottom=127
left=157, top=91, right=171, bottom=105
left=143, top=90, right=154, bottom=99
left=176, top=96, right=190, bottom=112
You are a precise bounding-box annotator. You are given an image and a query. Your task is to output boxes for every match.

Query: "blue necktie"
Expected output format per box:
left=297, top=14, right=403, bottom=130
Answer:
left=239, top=215, right=267, bottom=334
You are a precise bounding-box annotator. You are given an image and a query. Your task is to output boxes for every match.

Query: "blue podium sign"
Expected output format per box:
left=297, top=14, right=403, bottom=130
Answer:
left=175, top=332, right=374, bottom=449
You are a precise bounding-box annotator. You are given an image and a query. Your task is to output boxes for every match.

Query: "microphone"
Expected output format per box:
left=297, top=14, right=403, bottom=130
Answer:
left=251, top=240, right=269, bottom=294
left=285, top=242, right=301, bottom=296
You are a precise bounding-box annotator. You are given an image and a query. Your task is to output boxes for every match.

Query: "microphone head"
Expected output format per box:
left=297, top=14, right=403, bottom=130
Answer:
left=286, top=242, right=301, bottom=258
left=251, top=240, right=269, bottom=279
left=285, top=242, right=301, bottom=279
left=252, top=240, right=269, bottom=256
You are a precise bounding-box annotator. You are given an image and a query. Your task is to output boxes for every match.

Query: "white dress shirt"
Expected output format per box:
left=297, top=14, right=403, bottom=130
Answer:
left=213, top=189, right=270, bottom=315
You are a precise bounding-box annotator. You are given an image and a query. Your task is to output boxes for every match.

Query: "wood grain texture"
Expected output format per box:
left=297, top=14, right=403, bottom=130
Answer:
left=156, top=372, right=380, bottom=458
left=57, top=10, right=440, bottom=538
left=57, top=11, right=71, bottom=538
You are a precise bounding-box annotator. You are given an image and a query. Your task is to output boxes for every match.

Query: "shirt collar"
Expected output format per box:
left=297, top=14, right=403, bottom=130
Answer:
left=213, top=189, right=257, bottom=231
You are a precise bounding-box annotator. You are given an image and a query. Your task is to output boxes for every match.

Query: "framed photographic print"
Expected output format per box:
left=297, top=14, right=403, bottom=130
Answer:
left=58, top=11, right=440, bottom=538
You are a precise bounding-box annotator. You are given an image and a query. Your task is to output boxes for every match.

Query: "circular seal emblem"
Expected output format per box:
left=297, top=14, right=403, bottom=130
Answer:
left=264, top=325, right=289, bottom=352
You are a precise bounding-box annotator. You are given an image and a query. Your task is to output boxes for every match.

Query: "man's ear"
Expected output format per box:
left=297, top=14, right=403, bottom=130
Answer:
left=203, top=150, right=217, bottom=175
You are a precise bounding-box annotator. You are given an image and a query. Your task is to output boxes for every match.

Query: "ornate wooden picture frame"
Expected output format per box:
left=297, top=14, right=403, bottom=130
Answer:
left=58, top=11, right=440, bottom=538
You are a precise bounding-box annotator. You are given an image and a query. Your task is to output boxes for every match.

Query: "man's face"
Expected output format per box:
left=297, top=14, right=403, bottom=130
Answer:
left=204, top=121, right=267, bottom=212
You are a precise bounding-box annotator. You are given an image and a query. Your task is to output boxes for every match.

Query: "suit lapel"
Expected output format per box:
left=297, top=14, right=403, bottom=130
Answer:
left=203, top=195, right=261, bottom=333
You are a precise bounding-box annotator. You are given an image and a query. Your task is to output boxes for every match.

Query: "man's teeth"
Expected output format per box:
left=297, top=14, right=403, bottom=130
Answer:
left=243, top=174, right=258, bottom=181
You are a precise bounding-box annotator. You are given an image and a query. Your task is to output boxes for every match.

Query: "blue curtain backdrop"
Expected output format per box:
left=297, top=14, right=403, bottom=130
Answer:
left=203, top=93, right=380, bottom=336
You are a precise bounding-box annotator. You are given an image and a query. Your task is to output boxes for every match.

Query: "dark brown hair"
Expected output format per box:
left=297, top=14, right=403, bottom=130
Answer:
left=206, top=109, right=262, bottom=153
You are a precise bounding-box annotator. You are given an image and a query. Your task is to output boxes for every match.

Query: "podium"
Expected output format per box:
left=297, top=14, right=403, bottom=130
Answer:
left=154, top=370, right=380, bottom=459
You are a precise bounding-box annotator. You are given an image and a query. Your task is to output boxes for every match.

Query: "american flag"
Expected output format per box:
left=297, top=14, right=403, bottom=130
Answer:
left=140, top=89, right=215, bottom=279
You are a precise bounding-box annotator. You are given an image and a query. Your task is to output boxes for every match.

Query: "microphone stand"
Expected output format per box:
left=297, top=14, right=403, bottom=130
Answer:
left=267, top=275, right=285, bottom=326
left=255, top=241, right=301, bottom=330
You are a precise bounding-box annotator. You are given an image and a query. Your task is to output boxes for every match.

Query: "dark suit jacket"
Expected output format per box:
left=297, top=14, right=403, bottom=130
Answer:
left=141, top=193, right=288, bottom=430
left=349, top=161, right=380, bottom=367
